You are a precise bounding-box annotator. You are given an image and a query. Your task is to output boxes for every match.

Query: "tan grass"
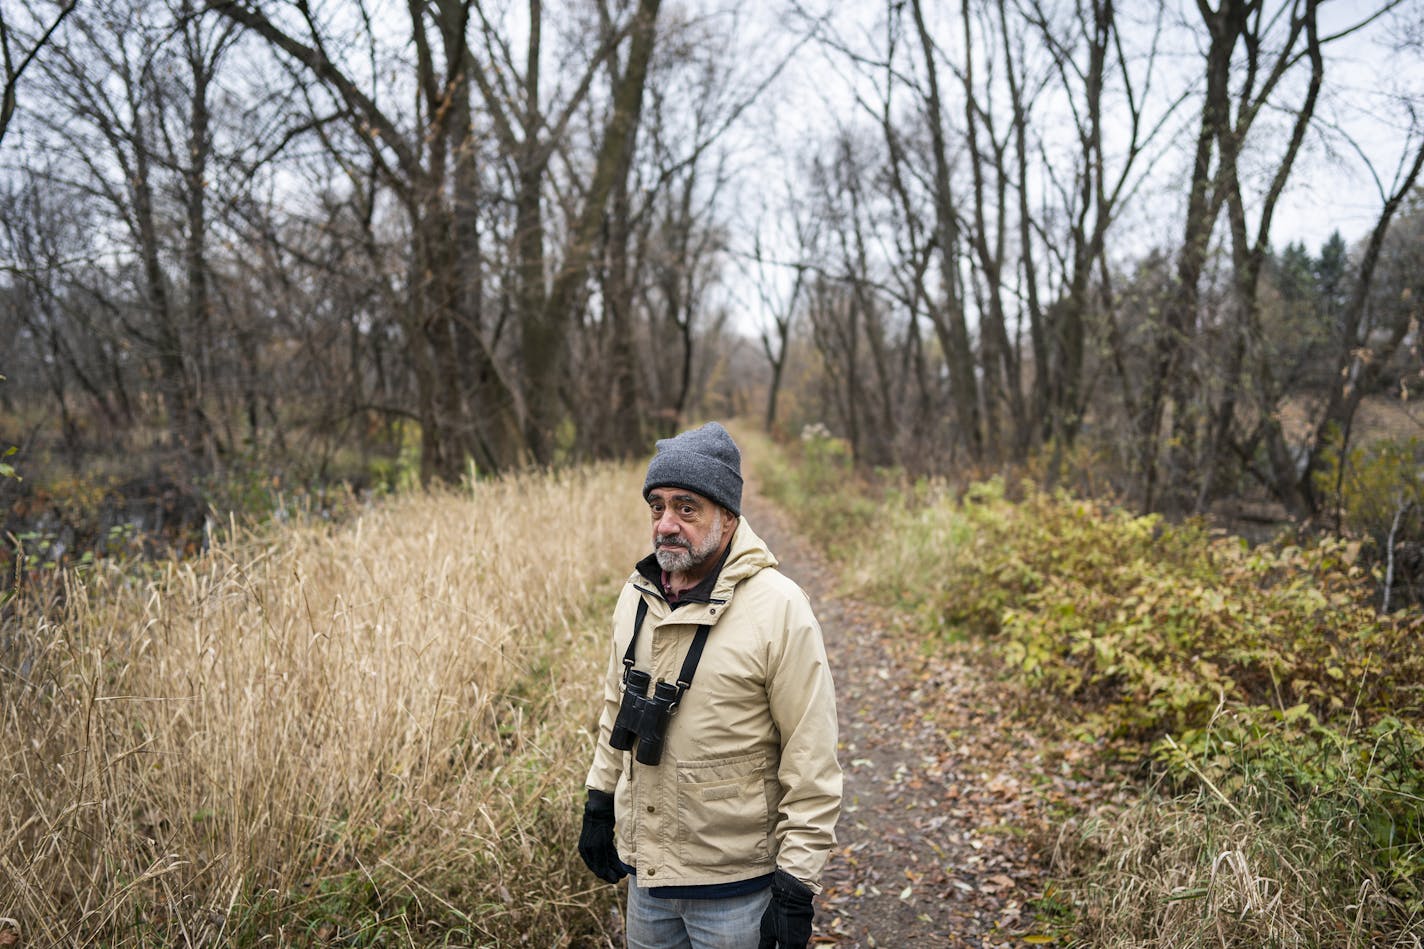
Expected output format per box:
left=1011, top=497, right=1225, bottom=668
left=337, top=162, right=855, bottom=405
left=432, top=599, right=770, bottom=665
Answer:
left=1054, top=791, right=1424, bottom=948
left=1, top=463, right=649, bottom=947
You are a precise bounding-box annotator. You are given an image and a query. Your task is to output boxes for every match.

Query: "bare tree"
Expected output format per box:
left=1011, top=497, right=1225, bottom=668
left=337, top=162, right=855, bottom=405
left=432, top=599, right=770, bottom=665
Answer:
left=20, top=0, right=246, bottom=471
left=577, top=3, right=731, bottom=456
left=465, top=0, right=662, bottom=464
left=0, top=0, right=75, bottom=146
left=0, top=182, right=134, bottom=455
left=907, top=0, right=982, bottom=462
left=749, top=205, right=813, bottom=434
left=1018, top=0, right=1173, bottom=485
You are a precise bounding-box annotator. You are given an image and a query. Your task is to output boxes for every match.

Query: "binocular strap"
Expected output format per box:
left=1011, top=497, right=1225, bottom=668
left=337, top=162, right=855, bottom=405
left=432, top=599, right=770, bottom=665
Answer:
left=622, top=596, right=712, bottom=703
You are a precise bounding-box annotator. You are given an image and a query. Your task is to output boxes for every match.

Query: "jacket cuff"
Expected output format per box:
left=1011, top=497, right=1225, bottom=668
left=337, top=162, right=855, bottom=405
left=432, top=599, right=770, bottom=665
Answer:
left=777, top=864, right=822, bottom=895
left=772, top=868, right=815, bottom=904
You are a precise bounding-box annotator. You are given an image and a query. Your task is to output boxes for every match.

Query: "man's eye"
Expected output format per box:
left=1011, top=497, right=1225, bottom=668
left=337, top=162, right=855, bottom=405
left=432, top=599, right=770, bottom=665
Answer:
left=680, top=507, right=695, bottom=516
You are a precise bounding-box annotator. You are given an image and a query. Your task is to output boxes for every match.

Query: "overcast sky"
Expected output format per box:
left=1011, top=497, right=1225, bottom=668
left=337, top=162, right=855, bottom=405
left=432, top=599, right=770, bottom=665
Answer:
left=700, top=0, right=1424, bottom=333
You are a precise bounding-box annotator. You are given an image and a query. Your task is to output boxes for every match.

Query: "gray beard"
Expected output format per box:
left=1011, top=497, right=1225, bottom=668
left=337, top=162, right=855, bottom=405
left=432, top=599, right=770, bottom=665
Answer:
left=654, top=514, right=725, bottom=575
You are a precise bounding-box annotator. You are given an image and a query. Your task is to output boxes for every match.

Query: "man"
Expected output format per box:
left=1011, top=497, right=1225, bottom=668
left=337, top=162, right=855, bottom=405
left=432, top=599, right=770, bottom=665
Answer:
left=580, top=422, right=842, bottom=949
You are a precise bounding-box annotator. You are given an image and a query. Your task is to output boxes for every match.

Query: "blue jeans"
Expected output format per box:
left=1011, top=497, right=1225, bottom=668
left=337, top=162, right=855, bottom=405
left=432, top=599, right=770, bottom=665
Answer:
left=625, top=883, right=772, bottom=949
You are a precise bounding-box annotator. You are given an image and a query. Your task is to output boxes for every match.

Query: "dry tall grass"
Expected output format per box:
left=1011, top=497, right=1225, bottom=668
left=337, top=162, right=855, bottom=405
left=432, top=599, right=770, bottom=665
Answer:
left=2, top=464, right=649, bottom=947
left=1056, top=787, right=1424, bottom=948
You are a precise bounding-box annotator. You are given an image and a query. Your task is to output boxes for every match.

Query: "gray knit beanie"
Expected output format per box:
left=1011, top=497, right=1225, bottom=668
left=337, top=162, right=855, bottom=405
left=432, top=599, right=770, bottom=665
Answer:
left=643, top=422, right=743, bottom=516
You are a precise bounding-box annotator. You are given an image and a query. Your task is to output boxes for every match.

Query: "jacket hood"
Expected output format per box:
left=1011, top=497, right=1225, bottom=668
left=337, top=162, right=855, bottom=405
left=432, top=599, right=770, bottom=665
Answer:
left=711, top=517, right=778, bottom=597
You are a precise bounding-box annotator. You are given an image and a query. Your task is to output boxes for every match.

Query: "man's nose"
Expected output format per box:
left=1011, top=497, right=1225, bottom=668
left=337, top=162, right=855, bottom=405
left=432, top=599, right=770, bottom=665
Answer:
left=654, top=509, right=681, bottom=535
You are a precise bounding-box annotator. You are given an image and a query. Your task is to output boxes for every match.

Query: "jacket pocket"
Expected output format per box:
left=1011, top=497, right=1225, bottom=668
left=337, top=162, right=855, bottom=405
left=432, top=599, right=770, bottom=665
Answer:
left=676, top=751, right=772, bottom=870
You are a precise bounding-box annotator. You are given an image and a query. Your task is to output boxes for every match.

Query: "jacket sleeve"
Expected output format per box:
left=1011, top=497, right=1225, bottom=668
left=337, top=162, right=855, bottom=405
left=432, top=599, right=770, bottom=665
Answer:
left=585, top=587, right=635, bottom=795
left=765, top=590, right=842, bottom=892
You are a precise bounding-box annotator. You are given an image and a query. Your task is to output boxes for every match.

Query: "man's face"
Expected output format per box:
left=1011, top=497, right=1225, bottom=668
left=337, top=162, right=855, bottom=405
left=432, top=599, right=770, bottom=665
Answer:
left=648, top=487, right=727, bottom=575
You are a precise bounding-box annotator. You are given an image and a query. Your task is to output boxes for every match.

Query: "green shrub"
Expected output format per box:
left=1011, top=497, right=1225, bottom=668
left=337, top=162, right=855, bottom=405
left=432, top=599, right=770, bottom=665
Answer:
left=1158, top=709, right=1424, bottom=910
left=1316, top=434, right=1424, bottom=542
left=748, top=433, right=1424, bottom=938
left=1315, top=434, right=1424, bottom=609
left=0, top=444, right=18, bottom=482
left=850, top=482, right=1419, bottom=739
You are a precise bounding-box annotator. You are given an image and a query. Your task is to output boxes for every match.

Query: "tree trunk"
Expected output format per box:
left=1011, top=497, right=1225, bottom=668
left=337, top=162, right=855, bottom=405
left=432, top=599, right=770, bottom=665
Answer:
left=525, top=0, right=661, bottom=463
left=910, top=0, right=982, bottom=461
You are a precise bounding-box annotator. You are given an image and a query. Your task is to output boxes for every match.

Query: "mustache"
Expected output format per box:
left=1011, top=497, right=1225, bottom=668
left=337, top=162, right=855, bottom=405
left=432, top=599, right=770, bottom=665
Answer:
left=655, top=535, right=691, bottom=549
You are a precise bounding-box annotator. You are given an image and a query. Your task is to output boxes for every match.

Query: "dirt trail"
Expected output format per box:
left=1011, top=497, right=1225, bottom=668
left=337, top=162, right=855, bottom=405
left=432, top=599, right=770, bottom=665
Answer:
left=743, top=490, right=1058, bottom=948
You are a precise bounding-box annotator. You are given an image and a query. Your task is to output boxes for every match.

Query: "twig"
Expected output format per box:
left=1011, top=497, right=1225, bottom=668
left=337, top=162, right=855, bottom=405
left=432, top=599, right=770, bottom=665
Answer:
left=1382, top=499, right=1410, bottom=614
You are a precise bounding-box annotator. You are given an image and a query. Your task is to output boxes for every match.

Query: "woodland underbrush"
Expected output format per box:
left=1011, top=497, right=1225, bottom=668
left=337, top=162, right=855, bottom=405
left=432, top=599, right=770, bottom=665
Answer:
left=1, top=464, right=648, bottom=947
left=753, top=428, right=1424, bottom=947
left=0, top=443, right=400, bottom=601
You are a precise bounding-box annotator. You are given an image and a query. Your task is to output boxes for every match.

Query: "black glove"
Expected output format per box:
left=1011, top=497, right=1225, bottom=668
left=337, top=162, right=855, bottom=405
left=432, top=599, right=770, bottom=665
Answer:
left=759, top=868, right=814, bottom=949
left=578, top=789, right=626, bottom=884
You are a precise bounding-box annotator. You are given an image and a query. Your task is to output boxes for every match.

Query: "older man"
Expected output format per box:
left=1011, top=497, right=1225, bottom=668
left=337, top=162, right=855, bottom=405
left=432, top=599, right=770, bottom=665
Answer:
left=580, top=422, right=842, bottom=949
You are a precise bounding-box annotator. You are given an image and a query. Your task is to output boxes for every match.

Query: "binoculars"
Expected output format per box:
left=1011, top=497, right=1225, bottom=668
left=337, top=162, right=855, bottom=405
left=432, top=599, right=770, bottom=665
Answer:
left=609, top=668, right=679, bottom=766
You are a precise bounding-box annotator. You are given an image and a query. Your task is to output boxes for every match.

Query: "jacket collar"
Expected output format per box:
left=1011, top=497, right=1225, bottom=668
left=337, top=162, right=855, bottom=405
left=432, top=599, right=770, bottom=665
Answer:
left=629, top=518, right=777, bottom=622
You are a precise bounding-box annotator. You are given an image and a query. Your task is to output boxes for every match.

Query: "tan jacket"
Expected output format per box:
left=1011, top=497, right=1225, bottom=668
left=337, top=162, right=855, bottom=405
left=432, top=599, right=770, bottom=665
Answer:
left=585, top=518, right=842, bottom=892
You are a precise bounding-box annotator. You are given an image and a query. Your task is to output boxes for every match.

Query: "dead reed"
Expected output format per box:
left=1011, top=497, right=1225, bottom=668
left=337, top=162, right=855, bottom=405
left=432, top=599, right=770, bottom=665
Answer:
left=1, top=464, right=649, bottom=946
left=1053, top=775, right=1424, bottom=948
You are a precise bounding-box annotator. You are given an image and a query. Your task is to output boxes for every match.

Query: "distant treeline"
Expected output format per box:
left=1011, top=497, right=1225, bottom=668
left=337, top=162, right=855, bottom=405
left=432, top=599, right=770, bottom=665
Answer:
left=1, top=0, right=1421, bottom=523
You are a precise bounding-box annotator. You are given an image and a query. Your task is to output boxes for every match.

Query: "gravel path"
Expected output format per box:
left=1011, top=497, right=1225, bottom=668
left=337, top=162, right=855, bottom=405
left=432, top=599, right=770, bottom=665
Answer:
left=743, top=490, right=1057, bottom=948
